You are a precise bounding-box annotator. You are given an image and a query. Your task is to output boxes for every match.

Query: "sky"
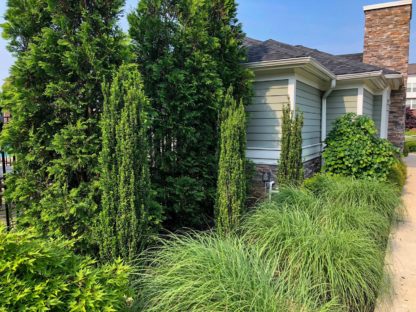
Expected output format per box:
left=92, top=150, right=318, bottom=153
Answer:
left=1, top=0, right=416, bottom=84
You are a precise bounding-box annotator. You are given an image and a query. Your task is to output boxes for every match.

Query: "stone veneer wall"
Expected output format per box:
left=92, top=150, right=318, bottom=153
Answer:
left=363, top=3, right=412, bottom=149
left=250, top=157, right=321, bottom=199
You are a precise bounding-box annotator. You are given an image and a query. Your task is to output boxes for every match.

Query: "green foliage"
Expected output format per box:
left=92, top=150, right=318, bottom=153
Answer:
left=243, top=207, right=385, bottom=312
left=0, top=227, right=131, bottom=311
left=128, top=0, right=252, bottom=230
left=323, top=113, right=397, bottom=180
left=1, top=0, right=128, bottom=252
left=216, top=88, right=246, bottom=234
left=405, top=140, right=416, bottom=153
left=243, top=175, right=402, bottom=311
left=304, top=174, right=402, bottom=222
left=136, top=233, right=340, bottom=312
left=387, top=158, right=407, bottom=190
left=277, top=104, right=304, bottom=186
left=96, top=64, right=161, bottom=262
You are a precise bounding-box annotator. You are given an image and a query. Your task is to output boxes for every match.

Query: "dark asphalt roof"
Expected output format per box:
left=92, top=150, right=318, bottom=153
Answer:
left=244, top=38, right=398, bottom=76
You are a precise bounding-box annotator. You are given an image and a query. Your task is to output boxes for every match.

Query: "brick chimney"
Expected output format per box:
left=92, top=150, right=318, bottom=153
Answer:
left=363, top=0, right=412, bottom=148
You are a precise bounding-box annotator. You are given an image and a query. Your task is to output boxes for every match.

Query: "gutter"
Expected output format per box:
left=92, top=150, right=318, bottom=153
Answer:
left=321, top=79, right=337, bottom=147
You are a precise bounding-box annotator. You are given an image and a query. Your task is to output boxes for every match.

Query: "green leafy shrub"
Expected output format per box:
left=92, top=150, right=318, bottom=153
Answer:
left=137, top=233, right=340, bottom=312
left=243, top=207, right=386, bottom=312
left=277, top=104, right=304, bottom=186
left=323, top=113, right=397, bottom=180
left=405, top=141, right=416, bottom=153
left=0, top=227, right=131, bottom=311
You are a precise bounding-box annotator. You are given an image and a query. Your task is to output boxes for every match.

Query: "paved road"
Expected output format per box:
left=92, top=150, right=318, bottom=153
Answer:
left=376, top=154, right=416, bottom=312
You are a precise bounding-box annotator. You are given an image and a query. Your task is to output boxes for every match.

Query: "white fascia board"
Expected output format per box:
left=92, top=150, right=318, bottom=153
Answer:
left=364, top=0, right=412, bottom=11
left=336, top=71, right=383, bottom=81
left=244, top=57, right=335, bottom=80
left=244, top=57, right=312, bottom=69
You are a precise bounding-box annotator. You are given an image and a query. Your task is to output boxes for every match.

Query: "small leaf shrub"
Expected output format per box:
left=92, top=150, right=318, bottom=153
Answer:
left=0, top=227, right=132, bottom=311
left=323, top=113, right=397, bottom=180
left=387, top=159, right=407, bottom=189
left=405, top=141, right=416, bottom=153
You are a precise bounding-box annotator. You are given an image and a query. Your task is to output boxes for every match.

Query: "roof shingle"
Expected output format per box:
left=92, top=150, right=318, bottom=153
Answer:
left=244, top=38, right=398, bottom=76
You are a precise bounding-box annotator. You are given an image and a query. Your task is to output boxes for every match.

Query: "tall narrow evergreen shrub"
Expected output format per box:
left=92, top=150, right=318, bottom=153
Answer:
left=97, top=64, right=160, bottom=261
left=128, top=0, right=252, bottom=230
left=216, top=89, right=246, bottom=234
left=277, top=104, right=304, bottom=186
left=1, top=0, right=127, bottom=252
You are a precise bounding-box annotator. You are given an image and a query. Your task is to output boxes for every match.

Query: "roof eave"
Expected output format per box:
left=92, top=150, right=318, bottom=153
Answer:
left=244, top=57, right=336, bottom=81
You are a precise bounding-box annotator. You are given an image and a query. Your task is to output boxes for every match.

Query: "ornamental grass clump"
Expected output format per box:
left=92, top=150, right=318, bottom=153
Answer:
left=243, top=208, right=386, bottom=312
left=304, top=174, right=402, bottom=222
left=136, top=233, right=340, bottom=312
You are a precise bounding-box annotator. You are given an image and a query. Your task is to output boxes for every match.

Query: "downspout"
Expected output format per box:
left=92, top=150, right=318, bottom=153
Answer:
left=321, top=79, right=337, bottom=161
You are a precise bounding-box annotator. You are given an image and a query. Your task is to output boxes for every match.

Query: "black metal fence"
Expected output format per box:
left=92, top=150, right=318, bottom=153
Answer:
left=0, top=150, right=14, bottom=230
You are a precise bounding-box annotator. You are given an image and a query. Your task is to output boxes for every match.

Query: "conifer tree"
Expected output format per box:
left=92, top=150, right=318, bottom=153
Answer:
left=216, top=88, right=246, bottom=234
left=277, top=104, right=304, bottom=186
left=97, top=64, right=159, bottom=261
left=128, top=0, right=252, bottom=229
left=1, top=0, right=127, bottom=251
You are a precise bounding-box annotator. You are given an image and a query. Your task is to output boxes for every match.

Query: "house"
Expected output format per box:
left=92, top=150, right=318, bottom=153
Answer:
left=243, top=0, right=412, bottom=180
left=406, top=64, right=416, bottom=109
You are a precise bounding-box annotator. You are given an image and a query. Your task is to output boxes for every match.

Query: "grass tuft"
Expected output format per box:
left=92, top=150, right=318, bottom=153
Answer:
left=243, top=208, right=386, bottom=312
left=136, top=232, right=340, bottom=312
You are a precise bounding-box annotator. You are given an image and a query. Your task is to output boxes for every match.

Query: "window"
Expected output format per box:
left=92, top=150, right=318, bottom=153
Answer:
left=407, top=83, right=416, bottom=93
left=406, top=98, right=416, bottom=109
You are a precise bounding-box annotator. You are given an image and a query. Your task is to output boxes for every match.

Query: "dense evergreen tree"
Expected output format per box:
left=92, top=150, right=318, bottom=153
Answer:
left=128, top=0, right=252, bottom=229
left=1, top=0, right=127, bottom=251
left=277, top=104, right=304, bottom=186
left=216, top=88, right=246, bottom=234
left=97, top=64, right=160, bottom=261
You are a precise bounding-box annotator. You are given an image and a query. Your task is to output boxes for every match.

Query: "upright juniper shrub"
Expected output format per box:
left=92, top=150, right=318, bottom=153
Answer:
left=129, top=0, right=252, bottom=230
left=216, top=88, right=246, bottom=234
left=97, top=64, right=161, bottom=262
left=277, top=104, right=304, bottom=186
left=1, top=0, right=127, bottom=252
left=323, top=113, right=397, bottom=180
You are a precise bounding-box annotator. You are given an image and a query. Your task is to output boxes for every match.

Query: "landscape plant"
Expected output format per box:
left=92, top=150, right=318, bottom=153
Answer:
left=243, top=207, right=386, bottom=312
left=323, top=113, right=397, bottom=180
left=96, top=64, right=161, bottom=262
left=216, top=88, right=247, bottom=234
left=0, top=0, right=127, bottom=251
left=136, top=232, right=340, bottom=312
left=0, top=226, right=132, bottom=311
left=128, top=0, right=252, bottom=230
left=277, top=104, right=304, bottom=186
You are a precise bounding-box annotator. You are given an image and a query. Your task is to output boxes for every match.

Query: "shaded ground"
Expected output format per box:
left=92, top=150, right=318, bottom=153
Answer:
left=376, top=154, right=416, bottom=312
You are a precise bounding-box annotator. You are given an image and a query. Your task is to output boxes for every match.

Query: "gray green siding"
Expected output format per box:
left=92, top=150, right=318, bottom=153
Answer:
left=246, top=79, right=288, bottom=164
left=296, top=81, right=322, bottom=161
left=373, top=95, right=382, bottom=134
left=363, top=89, right=373, bottom=117
left=326, top=89, right=358, bottom=134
